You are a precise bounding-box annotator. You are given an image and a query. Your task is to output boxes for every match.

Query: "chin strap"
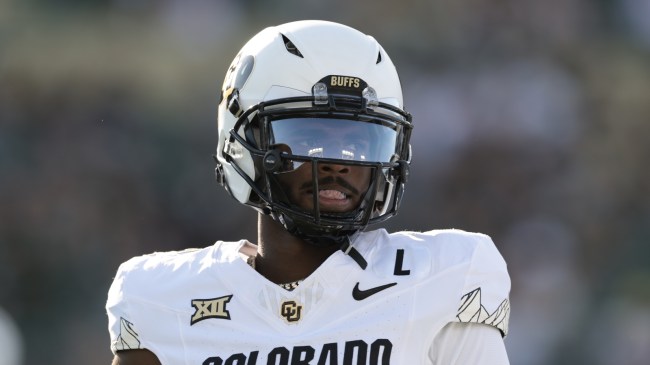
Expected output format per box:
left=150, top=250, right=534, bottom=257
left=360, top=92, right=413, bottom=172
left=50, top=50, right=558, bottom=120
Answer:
left=276, top=212, right=368, bottom=269
left=340, top=235, right=368, bottom=270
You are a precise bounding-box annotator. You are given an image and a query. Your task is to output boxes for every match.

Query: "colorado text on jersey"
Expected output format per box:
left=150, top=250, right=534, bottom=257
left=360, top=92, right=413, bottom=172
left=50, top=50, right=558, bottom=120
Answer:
left=202, top=338, right=392, bottom=365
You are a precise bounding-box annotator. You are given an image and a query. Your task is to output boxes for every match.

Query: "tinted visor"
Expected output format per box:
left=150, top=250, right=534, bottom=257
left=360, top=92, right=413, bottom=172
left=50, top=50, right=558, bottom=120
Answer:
left=270, top=118, right=398, bottom=164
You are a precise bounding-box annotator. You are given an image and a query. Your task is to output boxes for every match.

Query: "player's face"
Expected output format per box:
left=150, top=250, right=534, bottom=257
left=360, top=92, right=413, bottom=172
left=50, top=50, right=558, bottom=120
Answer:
left=272, top=119, right=374, bottom=213
left=276, top=161, right=372, bottom=213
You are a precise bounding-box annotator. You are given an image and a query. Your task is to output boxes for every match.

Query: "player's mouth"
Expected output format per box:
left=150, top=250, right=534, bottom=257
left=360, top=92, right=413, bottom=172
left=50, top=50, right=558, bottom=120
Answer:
left=302, top=187, right=354, bottom=211
left=318, top=188, right=348, bottom=203
left=317, top=188, right=353, bottom=211
left=298, top=176, right=361, bottom=211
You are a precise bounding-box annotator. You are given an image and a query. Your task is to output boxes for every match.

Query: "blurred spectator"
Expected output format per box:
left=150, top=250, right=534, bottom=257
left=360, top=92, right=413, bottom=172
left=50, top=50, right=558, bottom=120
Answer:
left=585, top=270, right=650, bottom=365
left=620, top=0, right=650, bottom=47
left=0, top=307, right=23, bottom=365
left=501, top=218, right=587, bottom=365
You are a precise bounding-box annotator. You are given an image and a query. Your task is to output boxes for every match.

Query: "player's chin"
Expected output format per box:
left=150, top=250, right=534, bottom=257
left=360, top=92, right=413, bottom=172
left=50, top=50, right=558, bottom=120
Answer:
left=318, top=203, right=355, bottom=213
left=318, top=197, right=362, bottom=213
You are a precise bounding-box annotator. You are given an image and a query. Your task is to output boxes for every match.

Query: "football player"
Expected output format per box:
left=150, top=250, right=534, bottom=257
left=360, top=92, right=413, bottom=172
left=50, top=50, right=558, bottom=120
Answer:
left=107, top=20, right=511, bottom=365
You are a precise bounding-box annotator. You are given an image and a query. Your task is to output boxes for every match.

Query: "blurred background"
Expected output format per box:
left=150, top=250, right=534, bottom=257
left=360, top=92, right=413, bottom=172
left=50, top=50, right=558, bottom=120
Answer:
left=1, top=0, right=649, bottom=364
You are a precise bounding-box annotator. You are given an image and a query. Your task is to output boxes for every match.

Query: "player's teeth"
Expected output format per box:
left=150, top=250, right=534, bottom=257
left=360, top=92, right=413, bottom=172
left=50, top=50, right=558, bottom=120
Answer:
left=319, top=190, right=346, bottom=199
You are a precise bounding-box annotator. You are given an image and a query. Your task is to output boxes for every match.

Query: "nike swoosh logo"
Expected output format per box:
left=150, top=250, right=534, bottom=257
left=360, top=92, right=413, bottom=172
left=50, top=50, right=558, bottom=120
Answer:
left=352, top=282, right=397, bottom=301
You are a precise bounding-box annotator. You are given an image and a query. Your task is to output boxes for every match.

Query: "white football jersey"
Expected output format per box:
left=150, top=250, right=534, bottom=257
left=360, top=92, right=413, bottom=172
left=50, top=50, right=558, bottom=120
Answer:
left=106, top=229, right=510, bottom=364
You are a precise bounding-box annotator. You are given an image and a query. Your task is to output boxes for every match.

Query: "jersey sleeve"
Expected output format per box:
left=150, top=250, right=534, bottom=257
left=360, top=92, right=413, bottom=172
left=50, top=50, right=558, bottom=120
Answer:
left=455, top=234, right=511, bottom=336
left=106, top=260, right=145, bottom=354
left=429, top=322, right=510, bottom=364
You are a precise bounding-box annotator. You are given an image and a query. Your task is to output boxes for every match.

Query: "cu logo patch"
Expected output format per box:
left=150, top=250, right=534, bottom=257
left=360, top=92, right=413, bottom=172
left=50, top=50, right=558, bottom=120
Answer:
left=280, top=300, right=302, bottom=323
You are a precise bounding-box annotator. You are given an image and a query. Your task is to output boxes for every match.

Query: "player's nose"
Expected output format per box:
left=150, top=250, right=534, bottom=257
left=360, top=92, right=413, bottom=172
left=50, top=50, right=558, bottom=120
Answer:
left=318, top=163, right=350, bottom=174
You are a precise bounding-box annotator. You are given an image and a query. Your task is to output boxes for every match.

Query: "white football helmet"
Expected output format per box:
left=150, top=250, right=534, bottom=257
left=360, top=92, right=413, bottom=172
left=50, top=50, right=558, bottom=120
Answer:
left=215, top=20, right=412, bottom=246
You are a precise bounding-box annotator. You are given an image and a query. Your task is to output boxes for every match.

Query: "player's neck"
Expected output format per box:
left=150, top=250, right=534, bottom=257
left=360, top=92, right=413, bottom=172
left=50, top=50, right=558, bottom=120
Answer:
left=255, top=214, right=339, bottom=284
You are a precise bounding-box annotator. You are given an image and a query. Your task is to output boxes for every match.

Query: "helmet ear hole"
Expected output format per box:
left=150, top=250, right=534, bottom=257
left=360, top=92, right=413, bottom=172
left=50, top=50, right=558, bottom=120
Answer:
left=397, top=160, right=409, bottom=183
left=243, top=116, right=261, bottom=148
